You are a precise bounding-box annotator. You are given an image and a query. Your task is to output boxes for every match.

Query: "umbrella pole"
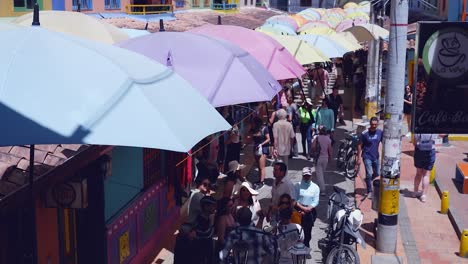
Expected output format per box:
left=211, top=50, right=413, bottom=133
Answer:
left=29, top=145, right=38, bottom=264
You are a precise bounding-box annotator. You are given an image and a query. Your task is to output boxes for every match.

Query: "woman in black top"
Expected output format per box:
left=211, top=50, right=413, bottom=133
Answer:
left=403, top=84, right=413, bottom=133
left=249, top=116, right=270, bottom=188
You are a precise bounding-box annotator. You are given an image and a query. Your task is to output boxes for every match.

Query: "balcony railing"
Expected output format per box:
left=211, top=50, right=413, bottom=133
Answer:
left=125, top=4, right=173, bottom=15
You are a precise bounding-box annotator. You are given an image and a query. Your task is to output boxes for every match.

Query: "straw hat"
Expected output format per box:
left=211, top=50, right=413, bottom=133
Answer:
left=227, top=160, right=246, bottom=174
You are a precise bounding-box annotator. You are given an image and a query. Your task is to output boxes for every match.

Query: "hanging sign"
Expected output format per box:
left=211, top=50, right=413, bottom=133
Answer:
left=413, top=22, right=468, bottom=134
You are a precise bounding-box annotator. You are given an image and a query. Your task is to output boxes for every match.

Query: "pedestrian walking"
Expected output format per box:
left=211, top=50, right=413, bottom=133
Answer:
left=312, top=126, right=333, bottom=194
left=328, top=86, right=344, bottom=126
left=315, top=99, right=335, bottom=144
left=403, top=84, right=413, bottom=137
left=219, top=207, right=274, bottom=264
left=357, top=117, right=383, bottom=197
left=413, top=134, right=439, bottom=203
left=174, top=223, right=197, bottom=264
left=233, top=182, right=262, bottom=224
left=308, top=63, right=329, bottom=106
left=293, top=167, right=319, bottom=248
left=248, top=116, right=270, bottom=189
left=269, top=162, right=295, bottom=224
left=193, top=196, right=217, bottom=264
left=277, top=207, right=305, bottom=264
left=298, top=98, right=315, bottom=160
left=273, top=109, right=295, bottom=169
left=187, top=177, right=212, bottom=225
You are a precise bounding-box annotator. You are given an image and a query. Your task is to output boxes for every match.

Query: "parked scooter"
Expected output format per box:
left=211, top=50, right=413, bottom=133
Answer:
left=320, top=187, right=366, bottom=264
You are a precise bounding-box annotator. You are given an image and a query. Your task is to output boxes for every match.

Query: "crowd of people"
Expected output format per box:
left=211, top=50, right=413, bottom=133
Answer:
left=174, top=49, right=439, bottom=263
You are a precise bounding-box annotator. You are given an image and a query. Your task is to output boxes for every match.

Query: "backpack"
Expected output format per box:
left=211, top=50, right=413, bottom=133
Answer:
left=417, top=134, right=434, bottom=151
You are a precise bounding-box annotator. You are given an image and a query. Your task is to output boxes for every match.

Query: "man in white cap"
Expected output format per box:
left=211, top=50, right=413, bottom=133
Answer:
left=294, top=167, right=319, bottom=248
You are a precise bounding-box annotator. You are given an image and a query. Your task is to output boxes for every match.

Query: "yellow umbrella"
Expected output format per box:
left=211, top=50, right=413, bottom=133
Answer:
left=299, top=27, right=336, bottom=36
left=299, top=21, right=332, bottom=32
left=268, top=35, right=329, bottom=65
left=343, top=2, right=358, bottom=9
left=345, top=11, right=370, bottom=21
left=12, top=11, right=129, bottom=44
left=344, top=24, right=389, bottom=42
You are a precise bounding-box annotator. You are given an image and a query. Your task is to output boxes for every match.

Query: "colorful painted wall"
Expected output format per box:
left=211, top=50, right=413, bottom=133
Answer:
left=105, top=146, right=144, bottom=221
left=36, top=201, right=60, bottom=264
left=64, top=0, right=132, bottom=12
left=0, top=0, right=51, bottom=17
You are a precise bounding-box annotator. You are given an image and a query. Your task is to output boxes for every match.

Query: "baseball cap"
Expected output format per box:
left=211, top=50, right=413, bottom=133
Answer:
left=302, top=167, right=313, bottom=176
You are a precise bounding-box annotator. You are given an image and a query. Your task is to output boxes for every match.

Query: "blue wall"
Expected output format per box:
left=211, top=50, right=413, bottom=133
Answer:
left=448, top=0, right=462, bottom=21
left=52, top=0, right=65, bottom=10
left=105, top=147, right=144, bottom=221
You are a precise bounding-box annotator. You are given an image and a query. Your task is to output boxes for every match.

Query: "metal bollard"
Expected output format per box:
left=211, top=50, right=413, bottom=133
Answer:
left=460, top=229, right=468, bottom=258
left=441, top=191, right=449, bottom=214
left=430, top=165, right=436, bottom=184
left=372, top=179, right=380, bottom=211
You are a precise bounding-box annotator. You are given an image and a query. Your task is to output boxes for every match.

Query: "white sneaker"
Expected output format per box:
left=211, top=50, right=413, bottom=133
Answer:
left=406, top=132, right=412, bottom=137
left=367, top=191, right=372, bottom=199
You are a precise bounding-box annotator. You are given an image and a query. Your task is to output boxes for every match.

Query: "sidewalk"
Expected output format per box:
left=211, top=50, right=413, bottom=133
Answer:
left=356, top=137, right=468, bottom=264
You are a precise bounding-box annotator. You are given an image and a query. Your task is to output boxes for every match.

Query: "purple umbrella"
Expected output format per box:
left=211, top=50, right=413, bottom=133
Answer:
left=118, top=32, right=281, bottom=107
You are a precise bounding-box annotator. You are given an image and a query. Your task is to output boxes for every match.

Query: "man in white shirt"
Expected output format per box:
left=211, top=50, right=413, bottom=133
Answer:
left=273, top=109, right=296, bottom=169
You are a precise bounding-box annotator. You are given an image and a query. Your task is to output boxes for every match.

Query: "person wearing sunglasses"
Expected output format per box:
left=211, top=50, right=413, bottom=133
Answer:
left=293, top=167, right=319, bottom=249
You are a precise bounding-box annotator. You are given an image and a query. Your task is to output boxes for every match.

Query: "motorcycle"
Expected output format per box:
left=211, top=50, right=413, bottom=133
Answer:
left=320, top=187, right=366, bottom=264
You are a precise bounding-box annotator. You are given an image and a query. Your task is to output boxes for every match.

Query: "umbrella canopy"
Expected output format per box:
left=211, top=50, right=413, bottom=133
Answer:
left=121, top=28, right=151, bottom=38
left=326, top=34, right=361, bottom=51
left=299, top=34, right=350, bottom=58
left=266, top=15, right=299, bottom=30
left=335, top=18, right=354, bottom=32
left=343, top=2, right=358, bottom=9
left=298, top=9, right=321, bottom=21
left=344, top=24, right=389, bottom=42
left=0, top=27, right=230, bottom=152
left=264, top=20, right=298, bottom=31
left=299, top=27, right=336, bottom=36
left=289, top=14, right=308, bottom=27
left=298, top=21, right=332, bottom=32
left=345, top=10, right=370, bottom=21
left=268, top=35, right=329, bottom=65
left=12, top=11, right=129, bottom=44
left=0, top=22, right=22, bottom=31
left=118, top=32, right=281, bottom=107
left=256, top=24, right=297, bottom=36
left=189, top=24, right=305, bottom=80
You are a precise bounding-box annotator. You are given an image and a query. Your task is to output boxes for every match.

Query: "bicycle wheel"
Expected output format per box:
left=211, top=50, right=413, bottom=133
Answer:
left=336, top=142, right=346, bottom=169
left=325, top=244, right=360, bottom=264
left=345, top=154, right=358, bottom=179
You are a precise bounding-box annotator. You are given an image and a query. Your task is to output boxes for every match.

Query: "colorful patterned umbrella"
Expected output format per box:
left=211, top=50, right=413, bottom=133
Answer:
left=268, top=34, right=329, bottom=65
left=265, top=19, right=298, bottom=31
left=299, top=21, right=333, bottom=32
left=289, top=14, right=308, bottom=27
left=299, top=27, right=336, bottom=36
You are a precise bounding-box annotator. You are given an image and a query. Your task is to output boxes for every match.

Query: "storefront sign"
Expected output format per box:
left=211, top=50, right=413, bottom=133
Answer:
left=413, top=22, right=468, bottom=134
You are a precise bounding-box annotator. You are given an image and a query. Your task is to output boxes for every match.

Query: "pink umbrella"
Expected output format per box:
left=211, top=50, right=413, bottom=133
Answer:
left=335, top=18, right=368, bottom=32
left=188, top=25, right=305, bottom=80
left=118, top=32, right=281, bottom=107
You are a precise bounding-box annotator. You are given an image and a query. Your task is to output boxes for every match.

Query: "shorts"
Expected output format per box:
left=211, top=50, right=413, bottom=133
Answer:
left=254, top=145, right=269, bottom=156
left=414, top=149, right=436, bottom=170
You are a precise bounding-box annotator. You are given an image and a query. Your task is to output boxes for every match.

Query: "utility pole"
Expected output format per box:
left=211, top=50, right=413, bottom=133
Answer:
left=364, top=8, right=380, bottom=118
left=377, top=0, right=408, bottom=253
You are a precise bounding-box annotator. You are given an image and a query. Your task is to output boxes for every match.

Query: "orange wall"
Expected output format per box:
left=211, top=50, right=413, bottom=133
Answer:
left=36, top=200, right=60, bottom=264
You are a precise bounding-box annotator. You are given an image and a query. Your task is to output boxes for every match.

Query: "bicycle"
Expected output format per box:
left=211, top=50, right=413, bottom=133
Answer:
left=336, top=130, right=360, bottom=179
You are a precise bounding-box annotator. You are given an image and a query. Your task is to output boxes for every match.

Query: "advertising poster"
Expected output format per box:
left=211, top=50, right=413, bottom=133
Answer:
left=413, top=22, right=468, bottom=134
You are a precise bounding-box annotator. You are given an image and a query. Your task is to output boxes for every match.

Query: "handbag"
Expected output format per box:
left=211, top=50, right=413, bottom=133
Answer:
left=255, top=145, right=263, bottom=156
left=291, top=209, right=302, bottom=224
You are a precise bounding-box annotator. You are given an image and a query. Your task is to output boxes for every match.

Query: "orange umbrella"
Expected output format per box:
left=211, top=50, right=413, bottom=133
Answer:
left=289, top=14, right=308, bottom=27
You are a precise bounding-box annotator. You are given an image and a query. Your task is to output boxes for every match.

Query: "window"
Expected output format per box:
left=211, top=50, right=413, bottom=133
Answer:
left=72, top=0, right=93, bottom=10
left=143, top=149, right=164, bottom=189
left=105, top=0, right=121, bottom=9
left=13, top=0, right=42, bottom=11
left=300, top=0, right=311, bottom=7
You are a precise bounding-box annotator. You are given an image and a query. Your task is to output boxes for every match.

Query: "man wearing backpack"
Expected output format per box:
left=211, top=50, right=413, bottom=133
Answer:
left=413, top=134, right=439, bottom=203
left=357, top=117, right=383, bottom=198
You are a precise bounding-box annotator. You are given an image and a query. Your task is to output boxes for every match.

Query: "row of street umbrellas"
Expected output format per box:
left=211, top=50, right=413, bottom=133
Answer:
left=0, top=9, right=310, bottom=153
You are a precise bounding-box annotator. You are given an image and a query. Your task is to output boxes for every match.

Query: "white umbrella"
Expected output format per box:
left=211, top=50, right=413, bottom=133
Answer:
left=0, top=26, right=230, bottom=152
left=298, top=34, right=351, bottom=58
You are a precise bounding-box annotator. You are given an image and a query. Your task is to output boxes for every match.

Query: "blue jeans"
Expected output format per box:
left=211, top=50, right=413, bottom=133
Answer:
left=364, top=159, right=380, bottom=193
